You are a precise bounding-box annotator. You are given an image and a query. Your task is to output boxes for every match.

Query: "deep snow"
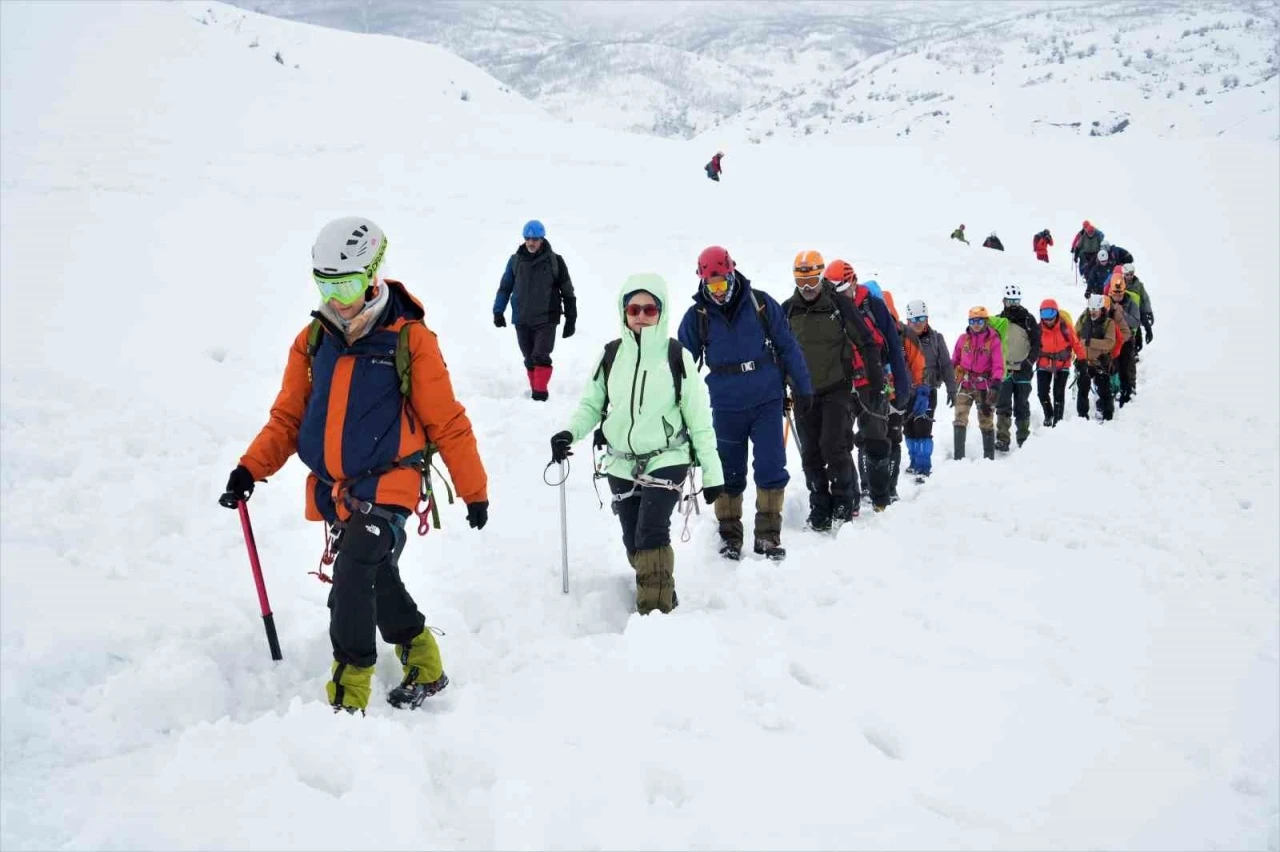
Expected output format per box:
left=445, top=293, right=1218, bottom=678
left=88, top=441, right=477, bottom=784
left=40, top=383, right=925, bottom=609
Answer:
left=1, top=3, right=1277, bottom=850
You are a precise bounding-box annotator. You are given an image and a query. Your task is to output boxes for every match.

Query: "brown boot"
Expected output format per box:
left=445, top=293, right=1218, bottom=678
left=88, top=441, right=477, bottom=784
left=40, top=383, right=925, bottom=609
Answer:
left=714, top=493, right=744, bottom=560
left=753, top=487, right=786, bottom=561
left=633, top=546, right=676, bottom=615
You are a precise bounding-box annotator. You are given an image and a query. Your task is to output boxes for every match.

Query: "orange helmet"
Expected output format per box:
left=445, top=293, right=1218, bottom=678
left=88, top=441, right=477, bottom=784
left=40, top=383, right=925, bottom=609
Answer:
left=968, top=306, right=990, bottom=320
left=823, top=258, right=856, bottom=286
left=793, top=250, right=825, bottom=279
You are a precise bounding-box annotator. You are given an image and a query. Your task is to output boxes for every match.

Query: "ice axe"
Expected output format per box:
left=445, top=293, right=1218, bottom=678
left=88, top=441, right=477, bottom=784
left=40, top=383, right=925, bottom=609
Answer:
left=231, top=500, right=283, bottom=661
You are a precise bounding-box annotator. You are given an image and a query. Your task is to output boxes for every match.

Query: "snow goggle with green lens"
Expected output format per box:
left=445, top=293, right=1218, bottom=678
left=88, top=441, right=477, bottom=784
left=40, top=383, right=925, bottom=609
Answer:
left=313, top=269, right=371, bottom=305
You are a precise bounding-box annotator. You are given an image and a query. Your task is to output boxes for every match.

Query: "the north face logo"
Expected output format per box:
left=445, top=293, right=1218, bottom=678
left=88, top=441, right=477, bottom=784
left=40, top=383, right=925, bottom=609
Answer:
left=365, top=524, right=381, bottom=537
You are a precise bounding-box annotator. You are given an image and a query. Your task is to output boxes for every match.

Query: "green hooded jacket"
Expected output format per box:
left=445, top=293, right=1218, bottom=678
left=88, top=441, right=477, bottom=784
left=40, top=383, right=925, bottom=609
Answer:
left=564, top=273, right=725, bottom=486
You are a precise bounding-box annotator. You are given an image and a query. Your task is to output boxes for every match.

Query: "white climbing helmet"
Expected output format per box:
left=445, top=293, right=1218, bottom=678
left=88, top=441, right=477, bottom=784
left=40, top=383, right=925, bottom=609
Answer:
left=1123, top=262, right=1134, bottom=276
left=1097, top=249, right=1109, bottom=264
left=1003, top=283, right=1023, bottom=301
left=1088, top=293, right=1106, bottom=311
left=905, top=299, right=928, bottom=321
left=312, top=216, right=388, bottom=276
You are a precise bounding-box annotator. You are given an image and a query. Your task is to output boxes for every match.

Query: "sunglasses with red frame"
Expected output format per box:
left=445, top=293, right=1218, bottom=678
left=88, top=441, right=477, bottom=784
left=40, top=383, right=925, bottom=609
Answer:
left=626, top=303, right=660, bottom=318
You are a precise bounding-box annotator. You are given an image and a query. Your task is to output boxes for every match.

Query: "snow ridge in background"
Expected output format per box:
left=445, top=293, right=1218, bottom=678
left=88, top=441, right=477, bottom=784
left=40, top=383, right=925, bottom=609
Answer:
left=1, top=2, right=1277, bottom=850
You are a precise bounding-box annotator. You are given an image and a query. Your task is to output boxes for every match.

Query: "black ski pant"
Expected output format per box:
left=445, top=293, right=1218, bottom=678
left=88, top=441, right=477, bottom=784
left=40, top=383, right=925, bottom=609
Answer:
left=1037, top=369, right=1069, bottom=423
left=515, top=322, right=557, bottom=370
left=850, top=386, right=892, bottom=506
left=798, top=385, right=856, bottom=503
left=1116, top=340, right=1137, bottom=401
left=1076, top=366, right=1114, bottom=420
left=996, top=374, right=1033, bottom=421
left=609, top=465, right=688, bottom=557
left=328, top=506, right=425, bottom=669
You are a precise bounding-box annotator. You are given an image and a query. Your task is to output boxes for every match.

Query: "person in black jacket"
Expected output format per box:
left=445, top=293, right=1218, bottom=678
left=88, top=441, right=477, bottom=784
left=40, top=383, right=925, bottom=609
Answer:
left=493, top=219, right=577, bottom=401
left=982, top=232, right=1005, bottom=251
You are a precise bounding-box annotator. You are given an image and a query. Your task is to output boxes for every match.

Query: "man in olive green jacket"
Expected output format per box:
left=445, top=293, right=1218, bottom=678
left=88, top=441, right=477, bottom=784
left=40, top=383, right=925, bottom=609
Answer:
left=550, top=273, right=724, bottom=615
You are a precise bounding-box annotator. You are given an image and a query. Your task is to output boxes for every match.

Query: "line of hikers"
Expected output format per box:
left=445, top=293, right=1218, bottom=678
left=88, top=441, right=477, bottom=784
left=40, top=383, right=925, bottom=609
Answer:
left=218, top=216, right=1157, bottom=714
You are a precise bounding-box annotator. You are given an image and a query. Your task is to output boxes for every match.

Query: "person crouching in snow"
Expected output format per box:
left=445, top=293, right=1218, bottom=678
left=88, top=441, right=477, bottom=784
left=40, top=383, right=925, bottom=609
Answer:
left=952, top=307, right=1004, bottom=460
left=1075, top=293, right=1117, bottom=421
left=220, top=216, right=490, bottom=715
left=1035, top=299, right=1085, bottom=427
left=678, top=246, right=812, bottom=561
left=549, top=275, right=724, bottom=615
left=902, top=299, right=955, bottom=479
left=492, top=219, right=577, bottom=401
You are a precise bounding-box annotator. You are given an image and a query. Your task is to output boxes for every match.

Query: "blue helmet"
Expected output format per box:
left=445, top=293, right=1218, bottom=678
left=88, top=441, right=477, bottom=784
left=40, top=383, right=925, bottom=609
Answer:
left=522, top=219, right=546, bottom=240
left=862, top=279, right=883, bottom=299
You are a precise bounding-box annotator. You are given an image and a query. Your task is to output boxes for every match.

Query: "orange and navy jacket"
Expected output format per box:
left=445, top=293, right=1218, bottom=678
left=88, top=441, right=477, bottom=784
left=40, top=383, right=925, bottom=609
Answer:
left=1037, top=318, right=1085, bottom=371
left=880, top=291, right=925, bottom=399
left=239, top=280, right=487, bottom=523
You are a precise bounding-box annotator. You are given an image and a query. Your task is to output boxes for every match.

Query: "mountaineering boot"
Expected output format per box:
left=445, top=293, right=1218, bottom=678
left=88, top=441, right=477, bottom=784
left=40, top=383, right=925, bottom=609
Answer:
left=1053, top=400, right=1065, bottom=425
left=1015, top=418, right=1031, bottom=447
left=807, top=492, right=832, bottom=532
left=753, top=488, right=786, bottom=561
left=831, top=496, right=855, bottom=525
left=866, top=455, right=893, bottom=511
left=530, top=365, right=553, bottom=402
left=387, top=628, right=449, bottom=709
left=714, top=493, right=744, bottom=560
left=953, top=425, right=967, bottom=461
left=327, top=660, right=374, bottom=715
left=888, top=442, right=901, bottom=502
left=634, top=546, right=676, bottom=615
left=995, top=412, right=1011, bottom=452
left=1041, top=400, right=1055, bottom=428
left=982, top=429, right=996, bottom=460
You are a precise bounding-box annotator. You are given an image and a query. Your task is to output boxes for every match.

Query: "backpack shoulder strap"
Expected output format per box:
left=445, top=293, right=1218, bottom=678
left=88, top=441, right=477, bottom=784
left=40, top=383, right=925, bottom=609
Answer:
left=394, top=322, right=418, bottom=397
left=667, top=339, right=686, bottom=408
left=594, top=338, right=623, bottom=418
left=695, top=306, right=709, bottom=368
left=306, top=318, right=325, bottom=358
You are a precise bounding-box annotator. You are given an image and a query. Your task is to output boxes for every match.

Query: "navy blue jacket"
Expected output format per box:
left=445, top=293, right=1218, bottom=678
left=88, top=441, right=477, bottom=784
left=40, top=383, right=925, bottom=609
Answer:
left=852, top=286, right=911, bottom=404
left=677, top=273, right=812, bottom=411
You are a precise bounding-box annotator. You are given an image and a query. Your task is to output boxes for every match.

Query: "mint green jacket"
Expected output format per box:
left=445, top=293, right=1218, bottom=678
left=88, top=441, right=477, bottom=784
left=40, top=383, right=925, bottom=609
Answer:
left=563, top=273, right=724, bottom=486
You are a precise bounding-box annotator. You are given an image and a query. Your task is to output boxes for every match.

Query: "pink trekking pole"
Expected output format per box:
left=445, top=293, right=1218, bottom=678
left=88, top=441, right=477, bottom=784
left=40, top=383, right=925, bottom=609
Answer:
left=235, top=500, right=283, bottom=661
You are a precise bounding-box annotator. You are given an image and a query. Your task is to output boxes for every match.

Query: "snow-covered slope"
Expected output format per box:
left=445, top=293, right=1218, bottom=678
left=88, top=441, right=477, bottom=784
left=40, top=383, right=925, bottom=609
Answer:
left=711, top=0, right=1280, bottom=144
left=2, top=2, right=1278, bottom=850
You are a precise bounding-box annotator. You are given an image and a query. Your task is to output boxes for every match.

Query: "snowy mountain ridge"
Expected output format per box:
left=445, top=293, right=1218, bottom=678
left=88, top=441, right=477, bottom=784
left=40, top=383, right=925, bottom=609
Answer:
left=235, top=0, right=1279, bottom=142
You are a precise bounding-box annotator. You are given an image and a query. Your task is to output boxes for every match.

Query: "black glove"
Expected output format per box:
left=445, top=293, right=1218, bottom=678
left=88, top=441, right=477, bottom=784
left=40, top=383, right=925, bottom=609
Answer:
left=219, top=465, right=254, bottom=509
left=1075, top=359, right=1089, bottom=375
left=792, top=394, right=813, bottom=417
left=1144, top=326, right=1153, bottom=345
left=1098, top=354, right=1112, bottom=371
left=550, top=430, right=574, bottom=464
left=592, top=427, right=607, bottom=450
left=946, top=390, right=955, bottom=408
left=493, top=312, right=506, bottom=328
left=562, top=318, right=576, bottom=339
left=466, top=501, right=488, bottom=530
left=703, top=485, right=724, bottom=505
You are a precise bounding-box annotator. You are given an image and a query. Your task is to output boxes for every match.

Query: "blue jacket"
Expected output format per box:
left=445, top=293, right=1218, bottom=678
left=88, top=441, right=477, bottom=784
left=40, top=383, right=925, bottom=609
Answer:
left=854, top=282, right=912, bottom=403
left=677, top=273, right=812, bottom=411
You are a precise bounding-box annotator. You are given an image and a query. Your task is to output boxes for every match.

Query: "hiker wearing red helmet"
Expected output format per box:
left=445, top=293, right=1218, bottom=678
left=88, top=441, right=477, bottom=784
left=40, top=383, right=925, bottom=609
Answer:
left=1071, top=219, right=1105, bottom=277
left=678, top=246, right=812, bottom=561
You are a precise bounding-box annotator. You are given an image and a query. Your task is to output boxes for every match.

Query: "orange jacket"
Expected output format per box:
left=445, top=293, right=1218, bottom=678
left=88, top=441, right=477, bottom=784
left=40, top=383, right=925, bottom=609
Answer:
left=1037, top=302, right=1086, bottom=371
left=240, top=280, right=487, bottom=523
left=882, top=291, right=925, bottom=397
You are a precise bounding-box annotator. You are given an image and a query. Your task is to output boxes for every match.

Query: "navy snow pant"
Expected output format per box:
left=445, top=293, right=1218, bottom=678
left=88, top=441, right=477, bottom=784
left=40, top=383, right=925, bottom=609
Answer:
left=515, top=322, right=556, bottom=370
left=712, top=398, right=788, bottom=496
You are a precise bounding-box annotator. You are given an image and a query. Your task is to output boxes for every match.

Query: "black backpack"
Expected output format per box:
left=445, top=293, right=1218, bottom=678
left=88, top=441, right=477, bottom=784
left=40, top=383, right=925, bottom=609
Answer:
left=594, top=338, right=687, bottom=420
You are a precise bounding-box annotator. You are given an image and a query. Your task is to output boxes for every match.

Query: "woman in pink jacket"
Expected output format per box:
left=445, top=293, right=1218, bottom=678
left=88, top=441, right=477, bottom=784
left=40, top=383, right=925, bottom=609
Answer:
left=951, top=307, right=1004, bottom=460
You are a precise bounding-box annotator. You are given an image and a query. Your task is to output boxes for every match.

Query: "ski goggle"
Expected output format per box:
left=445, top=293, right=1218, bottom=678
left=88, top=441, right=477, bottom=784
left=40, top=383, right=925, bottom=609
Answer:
left=1040, top=308, right=1059, bottom=320
left=968, top=317, right=987, bottom=327
left=1004, top=297, right=1021, bottom=306
left=796, top=276, right=822, bottom=290
left=626, top=303, right=660, bottom=318
left=704, top=275, right=730, bottom=294
left=313, top=269, right=371, bottom=306
left=908, top=315, right=928, bottom=325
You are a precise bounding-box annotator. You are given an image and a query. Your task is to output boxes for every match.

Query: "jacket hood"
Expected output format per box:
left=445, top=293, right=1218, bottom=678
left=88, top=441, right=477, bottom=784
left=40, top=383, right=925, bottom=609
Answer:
left=1040, top=298, right=1059, bottom=313
left=617, top=273, right=671, bottom=353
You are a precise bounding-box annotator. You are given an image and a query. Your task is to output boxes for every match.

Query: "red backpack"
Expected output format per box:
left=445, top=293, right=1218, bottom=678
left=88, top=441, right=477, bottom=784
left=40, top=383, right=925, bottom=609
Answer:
left=847, top=285, right=888, bottom=388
